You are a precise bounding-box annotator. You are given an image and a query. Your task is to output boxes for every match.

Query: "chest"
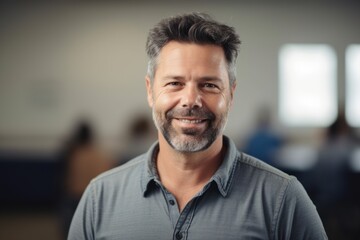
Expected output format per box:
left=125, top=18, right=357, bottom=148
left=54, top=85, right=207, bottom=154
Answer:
left=94, top=187, right=273, bottom=240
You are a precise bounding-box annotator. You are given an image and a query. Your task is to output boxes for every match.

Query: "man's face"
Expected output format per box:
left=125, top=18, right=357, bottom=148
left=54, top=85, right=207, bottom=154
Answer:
left=146, top=41, right=236, bottom=153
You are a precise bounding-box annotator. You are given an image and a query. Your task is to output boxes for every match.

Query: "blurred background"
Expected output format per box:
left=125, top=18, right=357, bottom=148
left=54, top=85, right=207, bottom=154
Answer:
left=0, top=1, right=359, bottom=239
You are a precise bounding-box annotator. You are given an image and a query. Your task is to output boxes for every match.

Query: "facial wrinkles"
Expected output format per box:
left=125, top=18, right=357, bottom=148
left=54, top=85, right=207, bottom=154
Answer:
left=152, top=86, right=168, bottom=105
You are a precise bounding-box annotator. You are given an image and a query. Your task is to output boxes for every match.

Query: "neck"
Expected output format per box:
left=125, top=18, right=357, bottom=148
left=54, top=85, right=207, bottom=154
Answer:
left=156, top=134, right=225, bottom=210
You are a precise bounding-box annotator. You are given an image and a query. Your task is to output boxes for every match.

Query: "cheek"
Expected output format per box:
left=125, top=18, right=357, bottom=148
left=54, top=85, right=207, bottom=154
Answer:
left=206, top=95, right=229, bottom=114
left=153, top=91, right=179, bottom=112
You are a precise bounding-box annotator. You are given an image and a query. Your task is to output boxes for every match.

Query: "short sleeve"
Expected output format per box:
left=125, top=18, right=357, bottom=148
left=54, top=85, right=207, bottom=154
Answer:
left=274, top=177, right=328, bottom=240
left=68, top=182, right=96, bottom=240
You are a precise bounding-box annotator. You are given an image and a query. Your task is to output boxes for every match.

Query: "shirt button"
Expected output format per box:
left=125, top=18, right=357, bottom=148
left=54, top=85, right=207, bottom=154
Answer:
left=176, top=232, right=183, bottom=240
left=169, top=200, right=175, bottom=205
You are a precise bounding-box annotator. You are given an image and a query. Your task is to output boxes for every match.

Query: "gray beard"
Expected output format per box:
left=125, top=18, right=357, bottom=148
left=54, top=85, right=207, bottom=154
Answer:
left=152, top=107, right=229, bottom=153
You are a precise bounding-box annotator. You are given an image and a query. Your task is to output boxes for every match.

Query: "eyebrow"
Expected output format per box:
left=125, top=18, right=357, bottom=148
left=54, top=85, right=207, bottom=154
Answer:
left=161, top=75, right=184, bottom=81
left=161, top=75, right=223, bottom=82
left=199, top=76, right=223, bottom=82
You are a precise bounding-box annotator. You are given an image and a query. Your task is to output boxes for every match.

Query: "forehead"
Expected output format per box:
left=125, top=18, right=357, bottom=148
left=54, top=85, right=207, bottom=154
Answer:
left=159, top=41, right=225, bottom=61
left=155, top=41, right=228, bottom=76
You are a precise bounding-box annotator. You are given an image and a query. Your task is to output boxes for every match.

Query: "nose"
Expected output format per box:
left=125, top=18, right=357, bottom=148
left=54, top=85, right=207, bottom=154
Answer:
left=181, top=85, right=202, bottom=108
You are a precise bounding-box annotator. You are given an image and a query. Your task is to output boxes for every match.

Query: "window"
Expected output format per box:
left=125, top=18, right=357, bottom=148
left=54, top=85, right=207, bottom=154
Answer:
left=279, top=44, right=337, bottom=127
left=346, top=44, right=360, bottom=127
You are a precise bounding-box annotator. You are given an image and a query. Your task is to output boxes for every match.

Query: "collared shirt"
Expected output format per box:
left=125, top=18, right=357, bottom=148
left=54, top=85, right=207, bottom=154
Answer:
left=68, top=136, right=327, bottom=240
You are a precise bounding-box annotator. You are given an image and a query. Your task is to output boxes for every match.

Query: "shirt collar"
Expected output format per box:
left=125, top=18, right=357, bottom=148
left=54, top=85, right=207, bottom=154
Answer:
left=140, top=136, right=240, bottom=197
left=210, top=136, right=240, bottom=197
left=140, top=141, right=160, bottom=196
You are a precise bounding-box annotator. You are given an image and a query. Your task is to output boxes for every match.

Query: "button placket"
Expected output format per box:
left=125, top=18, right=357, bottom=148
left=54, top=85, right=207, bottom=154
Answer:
left=161, top=188, right=180, bottom=228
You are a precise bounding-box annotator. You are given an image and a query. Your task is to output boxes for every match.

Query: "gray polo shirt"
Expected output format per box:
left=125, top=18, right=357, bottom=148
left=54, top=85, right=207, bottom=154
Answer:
left=68, top=136, right=327, bottom=240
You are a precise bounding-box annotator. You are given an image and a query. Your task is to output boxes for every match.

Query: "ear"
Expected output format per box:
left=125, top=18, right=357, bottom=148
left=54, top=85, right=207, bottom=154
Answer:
left=145, top=76, right=154, bottom=107
left=229, top=82, right=236, bottom=107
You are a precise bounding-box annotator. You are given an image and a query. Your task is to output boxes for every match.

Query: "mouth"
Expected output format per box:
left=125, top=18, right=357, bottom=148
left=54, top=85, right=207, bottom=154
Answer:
left=176, top=118, right=207, bottom=124
left=173, top=118, right=208, bottom=132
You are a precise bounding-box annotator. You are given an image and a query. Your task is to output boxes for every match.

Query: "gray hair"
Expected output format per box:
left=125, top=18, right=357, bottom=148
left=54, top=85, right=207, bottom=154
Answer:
left=146, top=12, right=241, bottom=86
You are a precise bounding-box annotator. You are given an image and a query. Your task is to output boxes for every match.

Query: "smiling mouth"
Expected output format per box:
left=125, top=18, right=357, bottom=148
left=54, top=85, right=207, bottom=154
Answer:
left=176, top=118, right=207, bottom=124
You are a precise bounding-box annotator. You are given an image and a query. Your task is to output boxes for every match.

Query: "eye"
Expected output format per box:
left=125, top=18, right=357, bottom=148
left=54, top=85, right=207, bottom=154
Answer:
left=203, top=83, right=218, bottom=89
left=166, top=82, right=183, bottom=87
left=201, top=82, right=222, bottom=93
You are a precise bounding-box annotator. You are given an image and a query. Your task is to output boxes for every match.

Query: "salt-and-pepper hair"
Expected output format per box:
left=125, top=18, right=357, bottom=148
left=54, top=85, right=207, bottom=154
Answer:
left=146, top=12, right=241, bottom=86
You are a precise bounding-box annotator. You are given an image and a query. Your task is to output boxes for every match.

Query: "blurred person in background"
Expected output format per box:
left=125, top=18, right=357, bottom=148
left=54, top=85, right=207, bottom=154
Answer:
left=58, top=119, right=114, bottom=239
left=117, top=114, right=156, bottom=165
left=242, top=106, right=285, bottom=166
left=68, top=13, right=327, bottom=239
left=312, top=110, right=357, bottom=239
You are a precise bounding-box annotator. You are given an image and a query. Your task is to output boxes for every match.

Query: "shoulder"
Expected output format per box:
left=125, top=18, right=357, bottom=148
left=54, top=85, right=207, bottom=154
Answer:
left=235, top=153, right=327, bottom=238
left=90, top=153, right=147, bottom=186
left=226, top=136, right=291, bottom=181
left=236, top=152, right=314, bottom=206
left=233, top=152, right=302, bottom=206
left=237, top=152, right=293, bottom=181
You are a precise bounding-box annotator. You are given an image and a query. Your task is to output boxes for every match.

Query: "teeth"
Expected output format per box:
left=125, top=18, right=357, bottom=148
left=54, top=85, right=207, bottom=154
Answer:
left=179, top=119, right=204, bottom=123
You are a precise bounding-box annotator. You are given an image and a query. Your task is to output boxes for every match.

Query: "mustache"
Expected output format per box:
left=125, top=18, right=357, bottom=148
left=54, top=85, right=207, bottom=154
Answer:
left=166, top=107, right=215, bottom=120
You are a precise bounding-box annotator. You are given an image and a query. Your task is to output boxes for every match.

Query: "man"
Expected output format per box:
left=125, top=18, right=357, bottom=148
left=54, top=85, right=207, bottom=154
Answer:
left=68, top=13, right=327, bottom=239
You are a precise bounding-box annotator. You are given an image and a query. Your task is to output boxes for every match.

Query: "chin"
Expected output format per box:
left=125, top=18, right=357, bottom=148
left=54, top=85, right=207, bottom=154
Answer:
left=168, top=134, right=213, bottom=153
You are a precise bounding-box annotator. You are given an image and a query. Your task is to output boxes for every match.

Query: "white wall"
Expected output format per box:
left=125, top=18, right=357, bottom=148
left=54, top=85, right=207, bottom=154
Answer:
left=0, top=2, right=359, bottom=150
